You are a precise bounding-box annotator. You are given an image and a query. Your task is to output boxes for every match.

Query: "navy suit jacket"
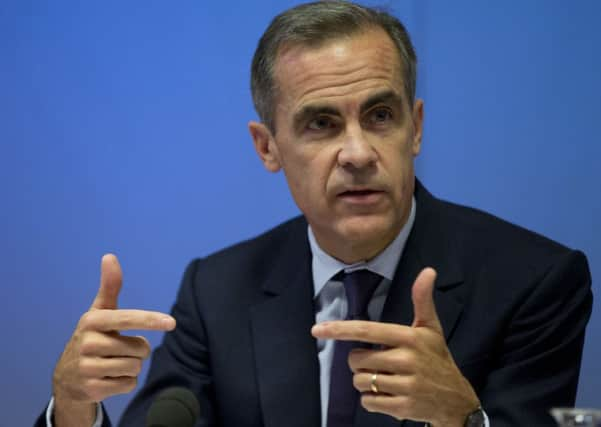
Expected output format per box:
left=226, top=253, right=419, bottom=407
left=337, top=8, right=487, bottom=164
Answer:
left=37, top=181, right=592, bottom=426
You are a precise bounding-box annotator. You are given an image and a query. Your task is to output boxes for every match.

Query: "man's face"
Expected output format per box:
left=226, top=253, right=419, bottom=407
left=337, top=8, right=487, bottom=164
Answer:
left=249, top=28, right=423, bottom=263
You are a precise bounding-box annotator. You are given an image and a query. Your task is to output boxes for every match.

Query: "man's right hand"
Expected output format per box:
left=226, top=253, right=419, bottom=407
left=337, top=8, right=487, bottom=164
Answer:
left=52, top=254, right=176, bottom=427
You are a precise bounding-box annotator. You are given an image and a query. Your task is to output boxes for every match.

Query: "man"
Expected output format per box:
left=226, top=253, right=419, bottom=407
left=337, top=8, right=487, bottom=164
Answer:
left=37, top=1, right=592, bottom=426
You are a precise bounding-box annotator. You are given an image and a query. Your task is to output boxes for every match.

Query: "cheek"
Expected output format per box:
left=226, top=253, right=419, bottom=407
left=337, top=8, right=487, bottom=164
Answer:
left=380, top=142, right=414, bottom=174
left=378, top=143, right=415, bottom=196
left=284, top=151, right=334, bottom=208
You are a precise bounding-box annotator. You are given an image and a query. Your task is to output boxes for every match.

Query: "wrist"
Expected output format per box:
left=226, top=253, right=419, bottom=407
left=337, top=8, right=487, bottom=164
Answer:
left=52, top=395, right=96, bottom=427
left=438, top=396, right=481, bottom=427
left=457, top=381, right=482, bottom=427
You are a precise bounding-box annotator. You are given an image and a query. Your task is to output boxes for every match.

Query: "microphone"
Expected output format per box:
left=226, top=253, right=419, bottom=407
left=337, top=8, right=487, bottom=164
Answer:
left=146, top=387, right=201, bottom=427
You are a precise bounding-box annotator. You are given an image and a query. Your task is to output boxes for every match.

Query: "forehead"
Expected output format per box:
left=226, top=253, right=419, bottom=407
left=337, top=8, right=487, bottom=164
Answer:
left=272, top=28, right=405, bottom=116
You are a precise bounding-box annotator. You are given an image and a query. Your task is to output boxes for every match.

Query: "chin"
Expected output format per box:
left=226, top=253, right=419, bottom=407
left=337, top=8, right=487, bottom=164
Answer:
left=335, top=215, right=398, bottom=246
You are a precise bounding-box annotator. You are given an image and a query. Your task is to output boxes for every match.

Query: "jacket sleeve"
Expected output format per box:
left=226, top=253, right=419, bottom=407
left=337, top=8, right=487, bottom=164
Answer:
left=480, top=250, right=593, bottom=426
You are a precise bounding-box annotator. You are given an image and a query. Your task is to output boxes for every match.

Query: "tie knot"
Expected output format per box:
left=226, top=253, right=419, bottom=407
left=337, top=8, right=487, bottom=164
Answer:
left=340, top=269, right=381, bottom=320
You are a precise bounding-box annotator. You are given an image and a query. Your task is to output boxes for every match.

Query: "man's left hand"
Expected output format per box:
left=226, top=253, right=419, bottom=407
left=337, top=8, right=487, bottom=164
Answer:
left=311, top=267, right=480, bottom=427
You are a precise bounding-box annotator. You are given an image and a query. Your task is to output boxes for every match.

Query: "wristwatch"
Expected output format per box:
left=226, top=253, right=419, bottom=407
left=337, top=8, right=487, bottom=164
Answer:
left=464, top=407, right=486, bottom=427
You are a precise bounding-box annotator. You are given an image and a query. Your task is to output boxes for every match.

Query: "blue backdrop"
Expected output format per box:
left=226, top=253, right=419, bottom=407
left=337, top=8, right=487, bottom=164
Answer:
left=1, top=1, right=599, bottom=424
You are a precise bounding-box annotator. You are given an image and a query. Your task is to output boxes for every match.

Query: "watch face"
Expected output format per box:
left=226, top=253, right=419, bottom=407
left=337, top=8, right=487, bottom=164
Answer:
left=465, top=408, right=486, bottom=427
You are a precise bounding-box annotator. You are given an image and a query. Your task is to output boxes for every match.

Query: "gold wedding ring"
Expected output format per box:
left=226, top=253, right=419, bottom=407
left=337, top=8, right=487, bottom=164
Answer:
left=370, top=372, right=379, bottom=393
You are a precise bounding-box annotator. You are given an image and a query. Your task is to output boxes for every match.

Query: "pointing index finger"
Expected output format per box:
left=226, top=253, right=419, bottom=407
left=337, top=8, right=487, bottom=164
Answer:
left=311, top=320, right=411, bottom=348
left=80, top=309, right=176, bottom=332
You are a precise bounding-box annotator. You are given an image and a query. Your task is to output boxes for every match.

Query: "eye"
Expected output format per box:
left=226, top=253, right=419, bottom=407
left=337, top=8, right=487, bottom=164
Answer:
left=367, top=107, right=393, bottom=125
left=307, top=116, right=336, bottom=131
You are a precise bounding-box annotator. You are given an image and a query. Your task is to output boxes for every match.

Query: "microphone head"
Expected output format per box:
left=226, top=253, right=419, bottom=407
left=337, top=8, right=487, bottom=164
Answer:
left=146, top=387, right=200, bottom=427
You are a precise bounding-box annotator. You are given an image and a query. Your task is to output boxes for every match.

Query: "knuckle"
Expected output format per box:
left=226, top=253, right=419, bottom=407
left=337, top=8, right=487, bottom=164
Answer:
left=391, top=396, right=408, bottom=417
left=145, top=313, right=160, bottom=329
left=79, top=335, right=98, bottom=356
left=401, top=395, right=415, bottom=411
left=404, top=330, right=418, bottom=347
left=346, top=352, right=355, bottom=367
left=397, top=350, right=415, bottom=367
left=132, top=358, right=143, bottom=376
left=126, top=377, right=138, bottom=393
left=355, top=324, right=369, bottom=340
left=360, top=394, right=375, bottom=411
left=120, top=311, right=134, bottom=328
left=83, top=379, right=102, bottom=401
left=403, top=375, right=418, bottom=392
left=130, top=336, right=151, bottom=358
left=78, top=358, right=95, bottom=377
left=352, top=374, right=361, bottom=390
left=348, top=348, right=367, bottom=365
left=78, top=311, right=95, bottom=330
left=405, top=351, right=418, bottom=366
left=82, top=377, right=94, bottom=391
left=141, top=342, right=151, bottom=359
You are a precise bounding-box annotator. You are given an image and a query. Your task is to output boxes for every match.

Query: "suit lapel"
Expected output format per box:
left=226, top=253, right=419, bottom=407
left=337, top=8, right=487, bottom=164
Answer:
left=249, top=224, right=321, bottom=427
left=382, top=180, right=466, bottom=340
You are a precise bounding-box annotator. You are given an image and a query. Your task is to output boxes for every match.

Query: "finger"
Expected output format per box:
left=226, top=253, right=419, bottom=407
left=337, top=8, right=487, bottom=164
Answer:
left=91, top=254, right=123, bottom=310
left=360, top=393, right=418, bottom=422
left=83, top=376, right=138, bottom=402
left=80, top=333, right=151, bottom=359
left=411, top=267, right=443, bottom=333
left=311, top=320, right=412, bottom=347
left=79, top=356, right=144, bottom=379
left=348, top=348, right=415, bottom=375
left=353, top=371, right=414, bottom=396
left=79, top=309, right=176, bottom=333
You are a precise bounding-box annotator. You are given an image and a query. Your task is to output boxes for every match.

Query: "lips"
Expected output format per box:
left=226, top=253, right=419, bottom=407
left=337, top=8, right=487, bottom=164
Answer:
left=339, top=189, right=379, bottom=196
left=337, top=188, right=385, bottom=204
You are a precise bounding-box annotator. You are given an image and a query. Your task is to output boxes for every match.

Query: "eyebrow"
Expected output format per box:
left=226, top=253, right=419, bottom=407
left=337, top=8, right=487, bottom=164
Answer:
left=292, top=89, right=405, bottom=131
left=360, top=90, right=405, bottom=113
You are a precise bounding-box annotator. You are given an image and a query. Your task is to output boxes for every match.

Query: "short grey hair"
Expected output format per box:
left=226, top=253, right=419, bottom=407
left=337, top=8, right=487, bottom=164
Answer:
left=250, top=0, right=417, bottom=133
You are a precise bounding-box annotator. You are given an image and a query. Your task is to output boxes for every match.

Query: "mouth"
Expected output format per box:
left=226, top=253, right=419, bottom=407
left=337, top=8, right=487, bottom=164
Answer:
left=337, top=189, right=385, bottom=204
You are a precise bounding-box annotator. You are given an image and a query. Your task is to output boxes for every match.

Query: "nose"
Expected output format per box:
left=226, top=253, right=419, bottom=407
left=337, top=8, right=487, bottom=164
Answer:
left=337, top=126, right=378, bottom=170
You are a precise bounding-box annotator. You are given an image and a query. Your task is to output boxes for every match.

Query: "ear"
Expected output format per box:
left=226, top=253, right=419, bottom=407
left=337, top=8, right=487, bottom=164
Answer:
left=248, top=121, right=282, bottom=172
left=411, top=99, right=424, bottom=156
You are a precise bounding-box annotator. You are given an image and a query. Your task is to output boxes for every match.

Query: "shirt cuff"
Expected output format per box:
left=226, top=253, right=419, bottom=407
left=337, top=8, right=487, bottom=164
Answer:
left=482, top=407, right=490, bottom=427
left=46, top=396, right=104, bottom=427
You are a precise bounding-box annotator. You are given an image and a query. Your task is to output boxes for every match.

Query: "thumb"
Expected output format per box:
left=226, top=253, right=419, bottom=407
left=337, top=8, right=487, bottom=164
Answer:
left=91, top=253, right=123, bottom=310
left=411, top=267, right=442, bottom=332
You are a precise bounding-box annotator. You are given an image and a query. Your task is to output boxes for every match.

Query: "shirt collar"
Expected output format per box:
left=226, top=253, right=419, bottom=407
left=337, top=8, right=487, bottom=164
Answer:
left=308, top=196, right=416, bottom=298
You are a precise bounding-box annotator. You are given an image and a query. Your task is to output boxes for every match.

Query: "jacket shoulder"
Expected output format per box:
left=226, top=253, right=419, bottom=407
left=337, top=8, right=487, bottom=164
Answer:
left=202, top=215, right=307, bottom=267
left=180, top=216, right=308, bottom=296
left=434, top=195, right=573, bottom=259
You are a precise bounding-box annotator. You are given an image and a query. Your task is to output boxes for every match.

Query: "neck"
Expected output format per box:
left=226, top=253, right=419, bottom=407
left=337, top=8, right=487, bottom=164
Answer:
left=330, top=235, right=399, bottom=264
left=310, top=196, right=415, bottom=264
left=312, top=218, right=407, bottom=265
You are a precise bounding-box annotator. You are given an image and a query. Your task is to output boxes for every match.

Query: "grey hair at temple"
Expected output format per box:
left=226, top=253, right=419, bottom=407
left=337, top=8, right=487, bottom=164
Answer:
left=250, top=0, right=417, bottom=134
